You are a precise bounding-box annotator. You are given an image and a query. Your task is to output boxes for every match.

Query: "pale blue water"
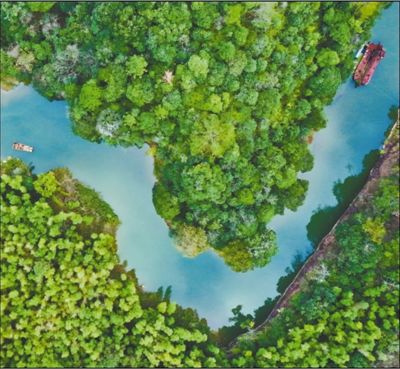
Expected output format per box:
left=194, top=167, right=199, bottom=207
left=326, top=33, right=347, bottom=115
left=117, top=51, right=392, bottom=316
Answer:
left=1, top=5, right=398, bottom=328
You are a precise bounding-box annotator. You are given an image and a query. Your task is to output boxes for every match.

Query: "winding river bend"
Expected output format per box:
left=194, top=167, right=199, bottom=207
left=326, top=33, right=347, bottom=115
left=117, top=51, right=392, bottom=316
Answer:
left=1, top=4, right=398, bottom=328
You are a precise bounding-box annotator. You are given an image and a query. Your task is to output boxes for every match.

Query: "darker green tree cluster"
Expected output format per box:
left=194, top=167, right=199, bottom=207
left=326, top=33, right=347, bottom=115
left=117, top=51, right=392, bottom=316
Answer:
left=0, top=2, right=385, bottom=271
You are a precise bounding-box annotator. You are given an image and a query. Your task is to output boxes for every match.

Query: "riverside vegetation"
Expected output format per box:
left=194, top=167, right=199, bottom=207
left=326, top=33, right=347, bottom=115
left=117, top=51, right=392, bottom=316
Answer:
left=1, top=124, right=398, bottom=367
left=227, top=116, right=399, bottom=367
left=0, top=1, right=387, bottom=271
left=0, top=158, right=226, bottom=368
left=1, top=2, right=398, bottom=368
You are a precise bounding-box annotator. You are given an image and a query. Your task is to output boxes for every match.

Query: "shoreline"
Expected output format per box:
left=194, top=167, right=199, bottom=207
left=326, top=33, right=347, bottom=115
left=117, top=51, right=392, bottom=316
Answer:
left=229, top=115, right=399, bottom=348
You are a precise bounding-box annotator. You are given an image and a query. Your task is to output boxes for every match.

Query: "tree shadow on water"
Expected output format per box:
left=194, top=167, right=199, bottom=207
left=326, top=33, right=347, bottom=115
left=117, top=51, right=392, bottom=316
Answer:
left=307, top=149, right=380, bottom=247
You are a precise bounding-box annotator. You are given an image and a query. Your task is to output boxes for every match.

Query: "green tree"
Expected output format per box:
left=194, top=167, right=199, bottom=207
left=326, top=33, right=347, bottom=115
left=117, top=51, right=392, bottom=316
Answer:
left=126, top=55, right=148, bottom=78
left=316, top=48, right=340, bottom=67
left=27, top=2, right=55, bottom=12
left=307, top=67, right=342, bottom=100
left=172, top=225, right=210, bottom=258
left=188, top=54, right=209, bottom=79
left=153, top=183, right=180, bottom=221
left=78, top=80, right=102, bottom=112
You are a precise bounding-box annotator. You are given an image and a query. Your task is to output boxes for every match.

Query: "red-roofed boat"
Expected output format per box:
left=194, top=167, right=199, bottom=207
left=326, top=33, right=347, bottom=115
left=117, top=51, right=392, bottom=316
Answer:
left=353, top=42, right=385, bottom=86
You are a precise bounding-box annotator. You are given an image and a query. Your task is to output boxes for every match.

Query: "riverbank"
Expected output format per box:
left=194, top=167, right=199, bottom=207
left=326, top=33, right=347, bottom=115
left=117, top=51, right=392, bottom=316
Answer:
left=230, top=114, right=399, bottom=347
left=1, top=3, right=398, bottom=330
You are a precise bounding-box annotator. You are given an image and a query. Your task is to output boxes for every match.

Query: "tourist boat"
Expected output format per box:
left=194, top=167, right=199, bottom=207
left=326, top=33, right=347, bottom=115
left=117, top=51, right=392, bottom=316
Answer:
left=353, top=42, right=385, bottom=86
left=12, top=142, right=34, bottom=152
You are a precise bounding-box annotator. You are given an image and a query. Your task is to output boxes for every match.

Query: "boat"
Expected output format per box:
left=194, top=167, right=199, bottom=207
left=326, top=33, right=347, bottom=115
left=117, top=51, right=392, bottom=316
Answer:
left=355, top=43, right=368, bottom=59
left=12, top=142, right=34, bottom=152
left=353, top=42, right=385, bottom=86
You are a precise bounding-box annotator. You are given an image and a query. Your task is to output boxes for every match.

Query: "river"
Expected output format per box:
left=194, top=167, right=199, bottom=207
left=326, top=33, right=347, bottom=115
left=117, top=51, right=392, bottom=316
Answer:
left=1, top=4, right=398, bottom=328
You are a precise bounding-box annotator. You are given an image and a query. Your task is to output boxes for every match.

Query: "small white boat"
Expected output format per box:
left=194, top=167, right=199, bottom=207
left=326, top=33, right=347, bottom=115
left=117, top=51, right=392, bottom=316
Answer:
left=355, top=41, right=370, bottom=59
left=12, top=142, right=34, bottom=152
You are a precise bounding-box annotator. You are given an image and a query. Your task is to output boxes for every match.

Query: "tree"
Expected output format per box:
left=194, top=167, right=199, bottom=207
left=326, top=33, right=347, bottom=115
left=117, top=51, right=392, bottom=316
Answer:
left=189, top=114, right=236, bottom=158
left=218, top=240, right=254, bottom=272
left=229, top=305, right=254, bottom=331
left=153, top=183, right=180, bottom=221
left=126, top=79, right=154, bottom=107
left=96, top=109, right=122, bottom=138
left=188, top=54, right=209, bottom=79
left=362, top=217, right=386, bottom=244
left=172, top=225, right=210, bottom=258
left=316, top=48, right=340, bottom=67
left=1, top=158, right=225, bottom=368
left=181, top=162, right=228, bottom=205
left=126, top=55, right=148, bottom=78
left=78, top=80, right=102, bottom=112
left=307, top=67, right=342, bottom=100
left=33, top=172, right=59, bottom=198
left=218, top=42, right=235, bottom=62
left=27, top=2, right=55, bottom=12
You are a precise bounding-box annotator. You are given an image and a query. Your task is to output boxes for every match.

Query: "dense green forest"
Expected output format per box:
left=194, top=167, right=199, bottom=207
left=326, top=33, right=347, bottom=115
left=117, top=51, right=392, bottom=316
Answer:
left=0, top=158, right=226, bottom=368
left=0, top=1, right=386, bottom=271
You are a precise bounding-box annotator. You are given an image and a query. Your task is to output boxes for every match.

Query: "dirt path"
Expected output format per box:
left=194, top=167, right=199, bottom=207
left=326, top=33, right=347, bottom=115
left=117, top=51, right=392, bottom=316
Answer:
left=229, top=119, right=399, bottom=348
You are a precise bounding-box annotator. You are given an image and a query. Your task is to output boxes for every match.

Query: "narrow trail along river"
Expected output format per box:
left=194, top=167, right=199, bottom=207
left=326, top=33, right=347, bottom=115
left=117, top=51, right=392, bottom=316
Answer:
left=1, top=4, right=398, bottom=328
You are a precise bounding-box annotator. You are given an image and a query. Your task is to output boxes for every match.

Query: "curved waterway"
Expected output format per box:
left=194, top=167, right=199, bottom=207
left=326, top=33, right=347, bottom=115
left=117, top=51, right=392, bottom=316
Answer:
left=1, top=5, right=398, bottom=328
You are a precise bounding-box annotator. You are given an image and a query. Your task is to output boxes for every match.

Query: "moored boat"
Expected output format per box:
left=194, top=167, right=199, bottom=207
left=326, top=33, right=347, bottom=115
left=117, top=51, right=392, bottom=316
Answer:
left=353, top=42, right=385, bottom=86
left=12, top=142, right=34, bottom=152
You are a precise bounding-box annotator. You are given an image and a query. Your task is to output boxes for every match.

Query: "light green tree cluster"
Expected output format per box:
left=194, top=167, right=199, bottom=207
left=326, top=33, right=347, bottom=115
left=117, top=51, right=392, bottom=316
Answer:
left=0, top=158, right=225, bottom=368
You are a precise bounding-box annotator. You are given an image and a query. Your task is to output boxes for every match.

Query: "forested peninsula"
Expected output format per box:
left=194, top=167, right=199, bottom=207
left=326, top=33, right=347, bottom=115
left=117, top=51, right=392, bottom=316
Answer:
left=1, top=1, right=387, bottom=271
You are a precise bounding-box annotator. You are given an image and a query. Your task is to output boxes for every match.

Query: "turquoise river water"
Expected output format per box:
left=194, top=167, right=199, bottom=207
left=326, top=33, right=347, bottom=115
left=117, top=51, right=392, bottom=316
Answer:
left=1, top=4, right=398, bottom=328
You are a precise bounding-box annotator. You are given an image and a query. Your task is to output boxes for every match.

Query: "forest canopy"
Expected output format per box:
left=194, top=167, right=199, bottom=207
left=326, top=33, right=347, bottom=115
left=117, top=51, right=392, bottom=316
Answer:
left=1, top=2, right=398, bottom=368
left=0, top=2, right=385, bottom=271
left=0, top=158, right=225, bottom=368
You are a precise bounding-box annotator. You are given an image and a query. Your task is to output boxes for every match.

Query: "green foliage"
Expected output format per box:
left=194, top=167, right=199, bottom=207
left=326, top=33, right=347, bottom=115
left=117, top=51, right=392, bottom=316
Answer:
left=181, top=162, right=227, bottom=205
left=307, top=67, right=341, bottom=101
left=79, top=80, right=103, bottom=112
left=33, top=172, right=59, bottom=198
left=229, top=143, right=400, bottom=367
left=126, top=55, right=148, bottom=78
left=27, top=2, right=55, bottom=12
left=218, top=241, right=255, bottom=273
left=316, top=48, right=340, bottom=67
left=0, top=158, right=225, bottom=368
left=172, top=225, right=210, bottom=258
left=0, top=1, right=385, bottom=271
left=153, top=183, right=180, bottom=222
left=188, top=54, right=209, bottom=79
